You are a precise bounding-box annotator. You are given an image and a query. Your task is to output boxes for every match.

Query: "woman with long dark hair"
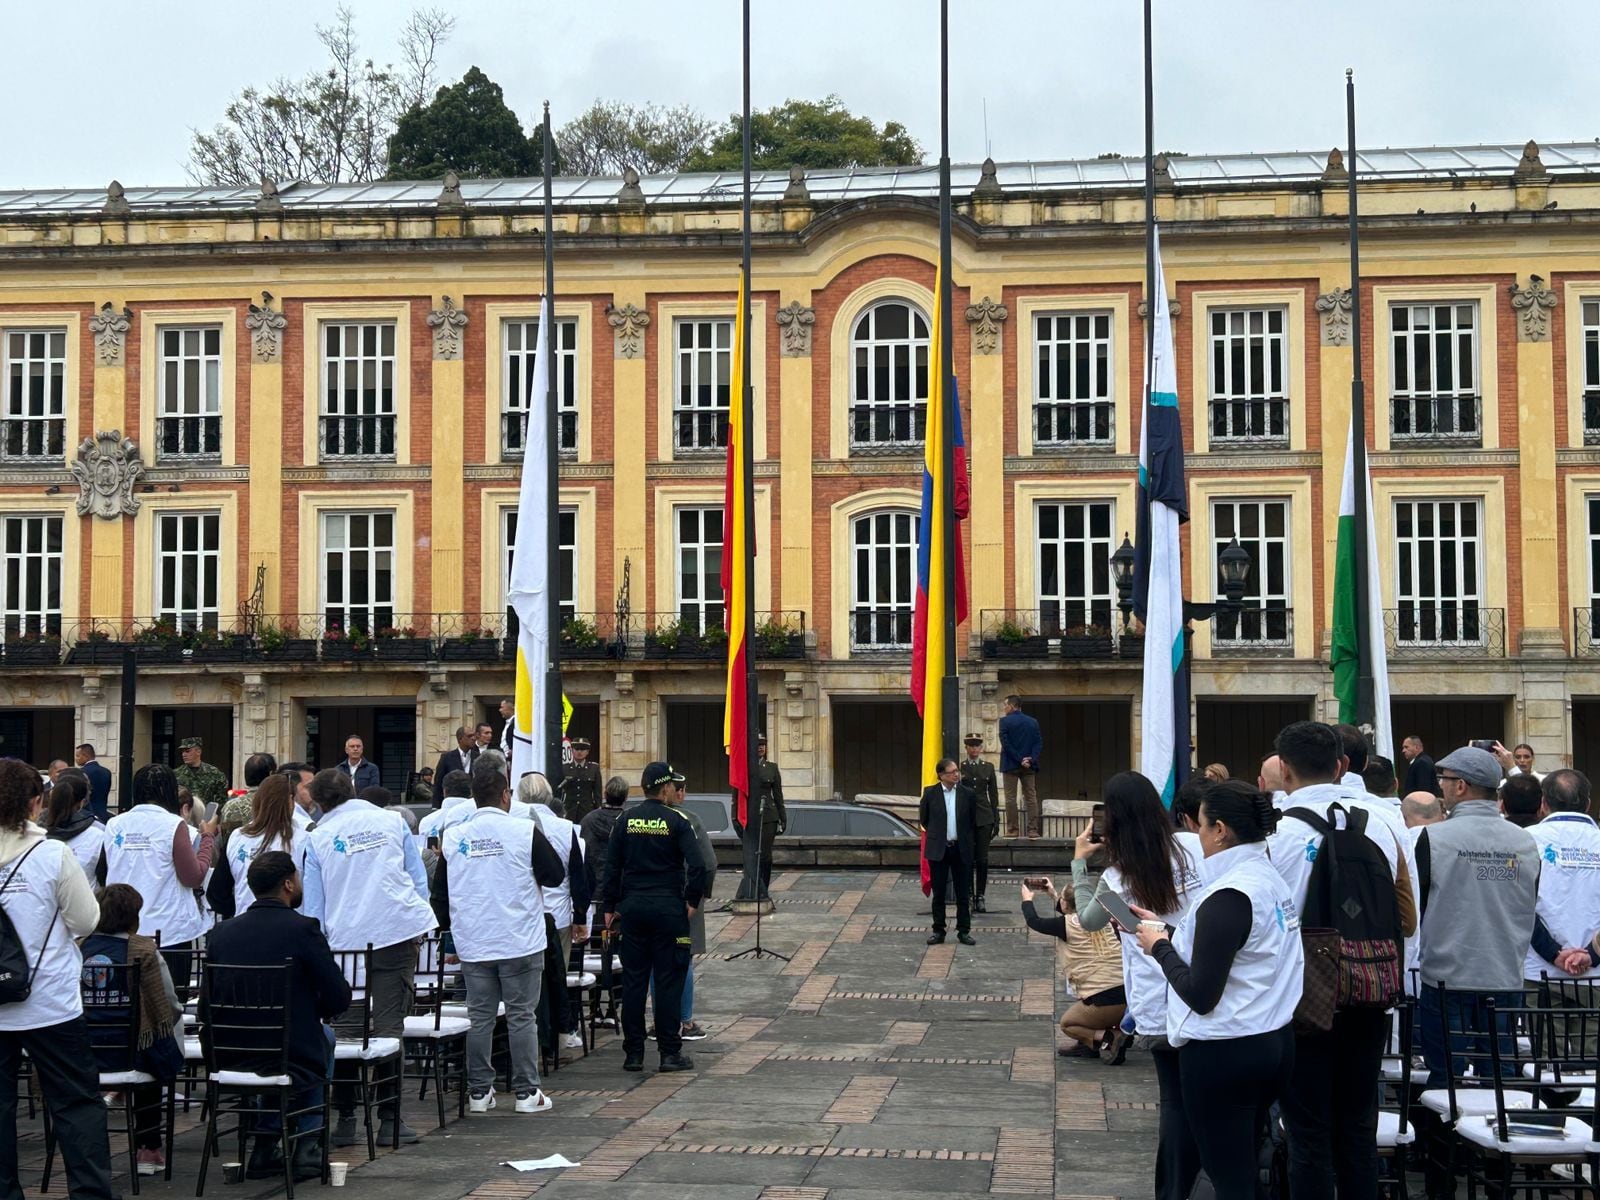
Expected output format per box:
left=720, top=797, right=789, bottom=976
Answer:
left=1071, top=771, right=1202, bottom=1200
left=45, top=770, right=104, bottom=888
left=207, top=773, right=303, bottom=920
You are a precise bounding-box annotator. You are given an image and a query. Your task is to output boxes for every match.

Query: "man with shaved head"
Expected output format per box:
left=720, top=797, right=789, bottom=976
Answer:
left=1258, top=754, right=1286, bottom=807
left=1402, top=792, right=1444, bottom=831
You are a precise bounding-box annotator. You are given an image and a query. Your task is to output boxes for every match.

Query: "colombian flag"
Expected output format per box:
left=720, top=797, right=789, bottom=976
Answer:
left=909, top=269, right=970, bottom=791
left=722, top=269, right=752, bottom=824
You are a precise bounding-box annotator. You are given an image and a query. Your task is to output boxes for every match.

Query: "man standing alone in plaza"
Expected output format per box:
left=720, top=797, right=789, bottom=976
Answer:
left=734, top=735, right=785, bottom=896
left=999, top=695, right=1043, bottom=839
left=175, top=736, right=229, bottom=811
left=561, top=738, right=603, bottom=822
left=960, top=733, right=999, bottom=910
left=920, top=759, right=977, bottom=946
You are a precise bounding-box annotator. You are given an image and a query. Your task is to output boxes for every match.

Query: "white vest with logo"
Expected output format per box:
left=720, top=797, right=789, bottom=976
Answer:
left=443, top=807, right=549, bottom=962
left=0, top=837, right=85, bottom=1031
left=1525, top=812, right=1600, bottom=982
left=1168, top=841, right=1304, bottom=1047
left=225, top=828, right=305, bottom=916
left=1104, top=831, right=1202, bottom=1036
left=530, top=805, right=579, bottom=929
left=306, top=799, right=436, bottom=951
left=105, top=804, right=205, bottom=945
left=64, top=823, right=106, bottom=887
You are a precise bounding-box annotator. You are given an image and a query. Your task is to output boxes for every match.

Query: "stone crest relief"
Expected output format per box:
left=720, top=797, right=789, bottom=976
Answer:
left=88, top=303, right=132, bottom=366
left=428, top=295, right=469, bottom=360
left=1316, top=287, right=1353, bottom=346
left=71, top=431, right=143, bottom=519
left=246, top=292, right=288, bottom=363
left=776, top=301, right=814, bottom=357
left=608, top=303, right=650, bottom=359
left=1510, top=275, right=1557, bottom=342
left=965, top=295, right=1008, bottom=355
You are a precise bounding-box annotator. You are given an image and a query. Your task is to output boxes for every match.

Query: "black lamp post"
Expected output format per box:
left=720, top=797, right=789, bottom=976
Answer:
left=1108, top=533, right=1252, bottom=630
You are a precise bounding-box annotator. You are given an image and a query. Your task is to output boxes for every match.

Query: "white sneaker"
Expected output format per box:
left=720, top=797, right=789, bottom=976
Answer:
left=515, top=1090, right=552, bottom=1114
left=468, top=1090, right=496, bottom=1113
left=561, top=1031, right=585, bottom=1050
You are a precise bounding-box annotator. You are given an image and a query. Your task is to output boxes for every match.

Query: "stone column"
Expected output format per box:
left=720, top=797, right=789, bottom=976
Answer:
left=246, top=293, right=288, bottom=614
left=608, top=298, right=649, bottom=610
left=428, top=295, right=469, bottom=617
left=966, top=295, right=1008, bottom=629
left=777, top=298, right=814, bottom=618
left=1317, top=282, right=1355, bottom=625
left=1511, top=276, right=1563, bottom=656
left=775, top=670, right=818, bottom=801
left=89, top=304, right=130, bottom=622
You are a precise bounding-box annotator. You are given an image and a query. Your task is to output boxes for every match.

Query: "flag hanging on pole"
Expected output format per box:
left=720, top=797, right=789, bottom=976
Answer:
left=722, top=270, right=752, bottom=824
left=1332, top=420, right=1393, bottom=759
left=507, top=299, right=553, bottom=781
left=1133, top=227, right=1187, bottom=806
left=910, top=268, right=970, bottom=788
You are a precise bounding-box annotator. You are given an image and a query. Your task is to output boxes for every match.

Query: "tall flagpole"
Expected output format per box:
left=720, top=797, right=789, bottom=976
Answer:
left=737, top=0, right=763, bottom=904
left=542, top=103, right=564, bottom=782
left=1346, top=70, right=1375, bottom=736
left=937, top=0, right=958, bottom=764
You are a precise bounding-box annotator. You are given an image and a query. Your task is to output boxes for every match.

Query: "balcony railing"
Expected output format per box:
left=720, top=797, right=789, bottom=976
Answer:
left=501, top=410, right=578, bottom=459
left=157, top=414, right=222, bottom=459
left=320, top=413, right=396, bottom=459
left=850, top=606, right=914, bottom=653
left=672, top=409, right=730, bottom=454
left=979, top=609, right=1123, bottom=661
left=1209, top=397, right=1289, bottom=447
left=1, top=613, right=63, bottom=667
left=1, top=416, right=65, bottom=461
left=1384, top=605, right=1504, bottom=657
left=1390, top=394, right=1481, bottom=446
left=849, top=402, right=925, bottom=453
left=1212, top=607, right=1294, bottom=656
left=1584, top=391, right=1600, bottom=447
left=1575, top=606, right=1600, bottom=658
left=1034, top=400, right=1114, bottom=448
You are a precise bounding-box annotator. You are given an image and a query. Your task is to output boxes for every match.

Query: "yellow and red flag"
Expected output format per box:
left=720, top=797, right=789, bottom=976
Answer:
left=721, top=269, right=752, bottom=823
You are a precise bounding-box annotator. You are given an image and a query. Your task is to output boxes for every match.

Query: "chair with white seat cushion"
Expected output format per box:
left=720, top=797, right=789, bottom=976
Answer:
left=331, top=947, right=404, bottom=1161
left=402, top=933, right=469, bottom=1128
left=1374, top=998, right=1417, bottom=1199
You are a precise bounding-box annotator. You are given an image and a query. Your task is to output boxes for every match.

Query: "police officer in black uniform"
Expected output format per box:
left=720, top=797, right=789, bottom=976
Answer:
left=599, top=762, right=707, bottom=1073
left=559, top=737, right=604, bottom=822
left=960, top=732, right=999, bottom=912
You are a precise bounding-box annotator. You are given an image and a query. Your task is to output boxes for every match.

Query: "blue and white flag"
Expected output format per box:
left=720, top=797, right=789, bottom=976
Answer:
left=1133, top=227, right=1188, bottom=806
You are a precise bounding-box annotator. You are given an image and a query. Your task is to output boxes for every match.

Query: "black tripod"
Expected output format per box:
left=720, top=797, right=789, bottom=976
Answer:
left=728, top=792, right=789, bottom=962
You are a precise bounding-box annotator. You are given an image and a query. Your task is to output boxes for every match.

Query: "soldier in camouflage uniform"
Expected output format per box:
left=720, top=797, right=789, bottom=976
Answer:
left=960, top=733, right=999, bottom=912
left=174, top=736, right=229, bottom=811
left=559, top=737, right=603, bottom=822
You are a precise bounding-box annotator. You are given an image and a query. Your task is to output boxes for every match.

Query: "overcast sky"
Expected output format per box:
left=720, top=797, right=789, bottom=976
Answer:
left=4, top=0, right=1598, bottom=189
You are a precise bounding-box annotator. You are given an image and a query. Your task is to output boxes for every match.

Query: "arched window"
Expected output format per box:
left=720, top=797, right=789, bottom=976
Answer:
left=850, top=509, right=920, bottom=649
left=850, top=301, right=929, bottom=451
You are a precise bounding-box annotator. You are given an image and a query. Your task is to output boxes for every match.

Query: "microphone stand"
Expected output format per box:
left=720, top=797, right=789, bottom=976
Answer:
left=728, top=790, right=789, bottom=962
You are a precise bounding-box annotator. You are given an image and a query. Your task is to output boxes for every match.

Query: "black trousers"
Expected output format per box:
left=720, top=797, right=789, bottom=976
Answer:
left=1178, top=1027, right=1295, bottom=1200
left=971, top=825, right=995, bottom=898
left=0, top=1018, right=117, bottom=1200
left=1152, top=1044, right=1202, bottom=1200
left=758, top=824, right=777, bottom=892
left=540, top=914, right=573, bottom=1043
left=618, top=897, right=690, bottom=1058
left=1280, top=1007, right=1388, bottom=1200
left=929, top=850, right=971, bottom=935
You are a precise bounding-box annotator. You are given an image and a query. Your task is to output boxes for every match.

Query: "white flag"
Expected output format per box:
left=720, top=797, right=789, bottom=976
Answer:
left=506, top=299, right=552, bottom=781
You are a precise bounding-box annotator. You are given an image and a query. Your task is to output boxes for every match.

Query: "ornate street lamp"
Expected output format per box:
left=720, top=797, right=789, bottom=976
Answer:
left=1108, top=534, right=1253, bottom=627
left=1109, top=534, right=1138, bottom=630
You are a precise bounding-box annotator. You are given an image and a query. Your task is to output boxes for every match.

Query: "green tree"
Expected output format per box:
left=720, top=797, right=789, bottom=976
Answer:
left=386, top=67, right=540, bottom=180
left=686, top=96, right=923, bottom=172
left=557, top=100, right=714, bottom=175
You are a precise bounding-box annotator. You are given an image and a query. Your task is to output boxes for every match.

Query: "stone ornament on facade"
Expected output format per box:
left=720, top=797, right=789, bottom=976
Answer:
left=965, top=295, right=1008, bottom=354
left=776, top=300, right=815, bottom=357
left=246, top=292, right=288, bottom=363
left=1510, top=274, right=1557, bottom=342
left=1136, top=297, right=1182, bottom=319
left=437, top=170, right=464, bottom=209
left=608, top=302, right=650, bottom=359
left=71, top=431, right=143, bottom=519
left=88, top=302, right=132, bottom=366
left=1316, top=286, right=1354, bottom=346
left=427, top=295, right=469, bottom=360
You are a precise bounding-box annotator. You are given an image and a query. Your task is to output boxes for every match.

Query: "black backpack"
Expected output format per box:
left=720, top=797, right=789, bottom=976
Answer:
left=1284, top=802, right=1403, bottom=1029
left=0, top=841, right=57, bottom=1005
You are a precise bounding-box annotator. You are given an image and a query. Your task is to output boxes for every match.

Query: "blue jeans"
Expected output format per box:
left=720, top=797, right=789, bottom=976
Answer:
left=650, top=962, right=694, bottom=1024
left=257, top=1025, right=335, bottom=1135
left=1417, top=984, right=1522, bottom=1086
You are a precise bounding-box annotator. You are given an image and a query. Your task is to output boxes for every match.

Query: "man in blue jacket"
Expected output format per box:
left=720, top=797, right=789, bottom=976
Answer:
left=998, top=695, right=1043, bottom=839
left=335, top=735, right=381, bottom=792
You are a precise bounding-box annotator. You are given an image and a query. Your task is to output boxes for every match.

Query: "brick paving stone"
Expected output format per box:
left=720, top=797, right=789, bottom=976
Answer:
left=835, top=913, right=874, bottom=944
left=824, top=1076, right=898, bottom=1123
left=782, top=940, right=833, bottom=976
left=1020, top=978, right=1056, bottom=1016
left=916, top=942, right=955, bottom=979
left=761, top=1189, right=830, bottom=1200
left=1009, top=1045, right=1055, bottom=1084
left=990, top=1128, right=1055, bottom=1194
left=788, top=973, right=838, bottom=1013
left=830, top=891, right=867, bottom=917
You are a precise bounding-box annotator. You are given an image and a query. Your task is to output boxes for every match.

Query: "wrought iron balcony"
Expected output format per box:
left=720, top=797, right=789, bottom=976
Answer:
left=1384, top=605, right=1504, bottom=657
left=1209, top=397, right=1289, bottom=447
left=501, top=410, right=578, bottom=459
left=979, top=609, right=1122, bottom=661
left=0, top=613, right=63, bottom=667
left=1212, top=607, right=1294, bottom=656
left=672, top=409, right=730, bottom=455
left=157, top=414, right=222, bottom=460
left=849, top=402, right=926, bottom=453
left=849, top=606, right=914, bottom=653
left=1585, top=391, right=1600, bottom=447
left=319, top=413, right=396, bottom=459
left=1575, top=607, right=1600, bottom=658
left=0, top=417, right=65, bottom=461
left=1390, top=394, right=1481, bottom=446
left=1033, top=400, right=1114, bottom=449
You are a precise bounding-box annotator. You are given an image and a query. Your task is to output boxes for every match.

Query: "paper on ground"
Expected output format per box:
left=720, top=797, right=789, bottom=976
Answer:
left=502, top=1155, right=581, bottom=1171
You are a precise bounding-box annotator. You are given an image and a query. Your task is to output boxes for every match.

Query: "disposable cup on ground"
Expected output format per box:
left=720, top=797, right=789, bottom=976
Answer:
left=330, top=1163, right=349, bottom=1186
left=221, top=1163, right=244, bottom=1185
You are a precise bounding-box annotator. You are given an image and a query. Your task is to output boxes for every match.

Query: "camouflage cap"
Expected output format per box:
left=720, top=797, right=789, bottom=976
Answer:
left=179, top=736, right=203, bottom=750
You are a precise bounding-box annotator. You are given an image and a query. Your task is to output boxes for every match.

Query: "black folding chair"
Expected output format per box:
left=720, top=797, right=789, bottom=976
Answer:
left=402, top=933, right=469, bottom=1128
left=331, top=946, right=403, bottom=1159
left=1376, top=998, right=1417, bottom=1200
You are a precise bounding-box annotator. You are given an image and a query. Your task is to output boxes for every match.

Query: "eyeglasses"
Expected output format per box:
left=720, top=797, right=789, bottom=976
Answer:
left=1437, top=773, right=1463, bottom=784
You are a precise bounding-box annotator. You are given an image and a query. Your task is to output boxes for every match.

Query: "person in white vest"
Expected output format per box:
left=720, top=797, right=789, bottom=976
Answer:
left=43, top=770, right=104, bottom=889
left=1133, top=780, right=1304, bottom=1200
left=300, top=767, right=435, bottom=1148
left=1071, top=772, right=1203, bottom=1200
left=206, top=773, right=308, bottom=919
left=0, top=758, right=117, bottom=1200
left=103, top=763, right=218, bottom=997
left=428, top=759, right=566, bottom=1113
left=1525, top=770, right=1600, bottom=1049
left=519, top=774, right=591, bottom=1053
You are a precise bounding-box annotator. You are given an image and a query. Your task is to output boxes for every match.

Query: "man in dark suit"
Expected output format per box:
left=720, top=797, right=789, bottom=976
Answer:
left=919, top=758, right=977, bottom=946
left=203, top=851, right=352, bottom=1182
left=1401, top=735, right=1441, bottom=797
left=433, top=726, right=478, bottom=787
left=74, top=743, right=113, bottom=820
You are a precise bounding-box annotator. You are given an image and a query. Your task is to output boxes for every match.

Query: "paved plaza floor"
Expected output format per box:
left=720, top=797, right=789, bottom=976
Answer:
left=17, top=868, right=1161, bottom=1200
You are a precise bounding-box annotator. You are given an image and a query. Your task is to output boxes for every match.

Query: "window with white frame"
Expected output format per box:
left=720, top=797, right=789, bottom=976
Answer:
left=1582, top=300, right=1600, bottom=445
left=1390, top=303, right=1480, bottom=444
left=1209, top=308, right=1288, bottom=445
left=1586, top=495, right=1600, bottom=646
left=503, top=317, right=578, bottom=458
left=675, top=507, right=724, bottom=634
left=850, top=301, right=929, bottom=450
left=157, top=327, right=222, bottom=459
left=1035, top=501, right=1115, bottom=634
left=1034, top=312, right=1113, bottom=447
left=501, top=505, right=577, bottom=636
left=3, top=329, right=67, bottom=461
left=0, top=515, right=62, bottom=638
left=674, top=319, right=732, bottom=452
left=321, top=511, right=395, bottom=634
left=155, top=512, right=221, bottom=632
left=1394, top=498, right=1484, bottom=644
left=320, top=322, right=396, bottom=459
left=851, top=510, right=919, bottom=649
left=1211, top=499, right=1291, bottom=646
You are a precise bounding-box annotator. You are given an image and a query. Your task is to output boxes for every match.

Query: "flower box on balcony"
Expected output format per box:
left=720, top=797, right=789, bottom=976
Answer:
left=191, top=634, right=255, bottom=662
left=374, top=632, right=432, bottom=663
left=67, top=639, right=129, bottom=666
left=439, top=635, right=500, bottom=663
left=3, top=638, right=61, bottom=666
left=1059, top=630, right=1115, bottom=660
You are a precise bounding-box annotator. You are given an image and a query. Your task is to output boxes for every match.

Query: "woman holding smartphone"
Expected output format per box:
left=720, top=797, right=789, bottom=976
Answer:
left=1018, top=877, right=1125, bottom=1054
left=1132, top=781, right=1303, bottom=1200
left=1072, top=772, right=1202, bottom=1200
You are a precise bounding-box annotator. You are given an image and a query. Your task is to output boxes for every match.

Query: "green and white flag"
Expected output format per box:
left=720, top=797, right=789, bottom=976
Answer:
left=1331, top=418, right=1391, bottom=759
